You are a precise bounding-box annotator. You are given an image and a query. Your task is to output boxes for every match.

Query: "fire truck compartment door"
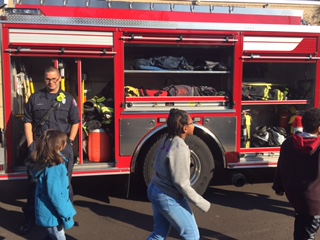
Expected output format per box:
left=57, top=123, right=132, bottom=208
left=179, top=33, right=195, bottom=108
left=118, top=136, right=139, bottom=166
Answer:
left=8, top=29, right=113, bottom=47
left=203, top=116, right=236, bottom=152
left=243, top=36, right=316, bottom=55
left=120, top=118, right=156, bottom=156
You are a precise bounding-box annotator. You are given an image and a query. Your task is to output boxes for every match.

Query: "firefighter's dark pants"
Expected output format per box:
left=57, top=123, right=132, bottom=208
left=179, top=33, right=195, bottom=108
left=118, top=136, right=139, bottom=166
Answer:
left=22, top=143, right=74, bottom=221
left=294, top=214, right=320, bottom=240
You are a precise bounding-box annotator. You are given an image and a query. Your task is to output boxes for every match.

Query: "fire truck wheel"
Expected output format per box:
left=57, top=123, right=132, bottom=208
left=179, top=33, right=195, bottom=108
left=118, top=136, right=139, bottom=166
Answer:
left=143, top=135, right=214, bottom=196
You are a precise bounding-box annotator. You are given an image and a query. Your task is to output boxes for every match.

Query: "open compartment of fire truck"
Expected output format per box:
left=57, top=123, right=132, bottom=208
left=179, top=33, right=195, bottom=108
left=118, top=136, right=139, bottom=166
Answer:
left=240, top=37, right=317, bottom=164
left=241, top=61, right=316, bottom=148
left=11, top=56, right=115, bottom=167
left=8, top=27, right=319, bottom=172
left=123, top=37, right=234, bottom=111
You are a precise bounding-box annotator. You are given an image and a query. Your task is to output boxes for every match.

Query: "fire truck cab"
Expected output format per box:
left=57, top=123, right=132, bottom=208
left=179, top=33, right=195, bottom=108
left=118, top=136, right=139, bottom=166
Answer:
left=0, top=0, right=320, bottom=195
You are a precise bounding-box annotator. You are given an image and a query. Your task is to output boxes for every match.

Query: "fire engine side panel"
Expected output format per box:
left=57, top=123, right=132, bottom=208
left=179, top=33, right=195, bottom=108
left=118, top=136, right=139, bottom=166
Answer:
left=1, top=26, right=13, bottom=173
left=203, top=117, right=236, bottom=152
left=15, top=3, right=303, bottom=25
left=0, top=21, right=117, bottom=175
left=120, top=118, right=157, bottom=156
left=0, top=23, right=4, bottom=169
left=243, top=36, right=317, bottom=54
left=233, top=33, right=244, bottom=155
left=316, top=37, right=320, bottom=108
left=3, top=1, right=320, bottom=180
left=113, top=31, right=125, bottom=167
left=8, top=29, right=113, bottom=47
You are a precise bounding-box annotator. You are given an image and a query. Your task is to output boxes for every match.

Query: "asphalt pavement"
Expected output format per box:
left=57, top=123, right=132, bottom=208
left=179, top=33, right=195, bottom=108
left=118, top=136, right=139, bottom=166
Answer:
left=0, top=169, right=315, bottom=240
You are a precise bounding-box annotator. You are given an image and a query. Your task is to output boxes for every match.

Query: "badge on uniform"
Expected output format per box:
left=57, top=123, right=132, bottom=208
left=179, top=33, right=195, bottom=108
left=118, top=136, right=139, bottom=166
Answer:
left=57, top=92, right=66, bottom=104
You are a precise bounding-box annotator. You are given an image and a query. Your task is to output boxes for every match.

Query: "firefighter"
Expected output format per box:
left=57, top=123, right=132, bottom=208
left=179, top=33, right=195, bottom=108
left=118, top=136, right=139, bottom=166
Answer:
left=20, top=66, right=80, bottom=234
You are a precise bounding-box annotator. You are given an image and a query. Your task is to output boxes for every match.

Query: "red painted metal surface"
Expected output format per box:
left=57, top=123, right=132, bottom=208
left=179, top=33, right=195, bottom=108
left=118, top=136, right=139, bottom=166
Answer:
left=243, top=37, right=317, bottom=55
left=16, top=5, right=302, bottom=25
left=0, top=3, right=318, bottom=180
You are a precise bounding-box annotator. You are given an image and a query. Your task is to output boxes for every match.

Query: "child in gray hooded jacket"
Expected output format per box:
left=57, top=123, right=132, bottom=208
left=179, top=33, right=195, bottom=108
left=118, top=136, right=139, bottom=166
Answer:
left=147, top=108, right=210, bottom=240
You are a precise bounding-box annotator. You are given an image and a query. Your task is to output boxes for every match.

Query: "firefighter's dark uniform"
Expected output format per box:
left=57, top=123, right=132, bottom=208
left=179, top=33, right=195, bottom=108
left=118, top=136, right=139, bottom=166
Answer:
left=22, top=88, right=80, bottom=229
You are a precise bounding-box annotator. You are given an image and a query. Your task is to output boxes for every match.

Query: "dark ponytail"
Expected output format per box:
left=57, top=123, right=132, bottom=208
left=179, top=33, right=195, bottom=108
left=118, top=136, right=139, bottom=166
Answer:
left=166, top=108, right=189, bottom=138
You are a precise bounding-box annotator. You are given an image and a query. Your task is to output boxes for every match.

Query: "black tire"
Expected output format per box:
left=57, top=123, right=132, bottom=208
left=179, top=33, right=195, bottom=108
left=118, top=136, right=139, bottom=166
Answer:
left=143, top=135, right=215, bottom=196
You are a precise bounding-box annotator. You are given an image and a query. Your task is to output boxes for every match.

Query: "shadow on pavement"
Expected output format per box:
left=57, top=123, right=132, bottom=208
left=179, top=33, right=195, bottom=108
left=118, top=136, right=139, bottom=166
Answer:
left=0, top=168, right=288, bottom=240
left=73, top=199, right=238, bottom=240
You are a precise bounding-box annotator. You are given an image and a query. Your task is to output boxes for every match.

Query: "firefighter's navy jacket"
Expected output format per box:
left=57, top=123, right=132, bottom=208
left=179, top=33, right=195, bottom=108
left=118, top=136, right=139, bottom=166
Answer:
left=24, top=88, right=80, bottom=138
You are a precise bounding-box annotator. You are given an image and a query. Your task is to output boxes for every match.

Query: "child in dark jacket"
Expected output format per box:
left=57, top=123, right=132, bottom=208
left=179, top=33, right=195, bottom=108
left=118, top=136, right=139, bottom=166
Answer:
left=273, top=108, right=320, bottom=240
left=27, top=129, right=76, bottom=240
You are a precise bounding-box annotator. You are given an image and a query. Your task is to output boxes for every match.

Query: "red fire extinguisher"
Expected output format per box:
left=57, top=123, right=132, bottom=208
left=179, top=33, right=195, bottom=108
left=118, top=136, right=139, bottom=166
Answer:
left=279, top=108, right=291, bottom=133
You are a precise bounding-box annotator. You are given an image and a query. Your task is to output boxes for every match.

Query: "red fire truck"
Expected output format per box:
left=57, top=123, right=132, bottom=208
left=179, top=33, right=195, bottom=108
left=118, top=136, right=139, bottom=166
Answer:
left=0, top=0, right=320, bottom=195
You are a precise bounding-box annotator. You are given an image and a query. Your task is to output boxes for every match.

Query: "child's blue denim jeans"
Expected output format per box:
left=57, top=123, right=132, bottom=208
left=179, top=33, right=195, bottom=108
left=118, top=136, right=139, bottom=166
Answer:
left=147, top=182, right=200, bottom=240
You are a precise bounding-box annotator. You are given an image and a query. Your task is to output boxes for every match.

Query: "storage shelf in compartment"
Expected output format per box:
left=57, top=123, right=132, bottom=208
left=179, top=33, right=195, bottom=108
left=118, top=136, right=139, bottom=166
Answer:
left=241, top=100, right=310, bottom=105
left=240, top=147, right=280, bottom=153
left=124, top=96, right=229, bottom=111
left=125, top=70, right=230, bottom=74
left=126, top=96, right=228, bottom=102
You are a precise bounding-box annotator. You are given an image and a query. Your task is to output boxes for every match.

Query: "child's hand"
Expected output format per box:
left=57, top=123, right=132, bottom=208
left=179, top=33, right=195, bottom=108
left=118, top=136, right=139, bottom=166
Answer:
left=275, top=190, right=284, bottom=196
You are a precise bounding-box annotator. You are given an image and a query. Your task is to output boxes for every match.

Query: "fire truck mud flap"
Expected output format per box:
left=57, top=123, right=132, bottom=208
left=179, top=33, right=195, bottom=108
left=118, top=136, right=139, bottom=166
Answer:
left=143, top=135, right=214, bottom=196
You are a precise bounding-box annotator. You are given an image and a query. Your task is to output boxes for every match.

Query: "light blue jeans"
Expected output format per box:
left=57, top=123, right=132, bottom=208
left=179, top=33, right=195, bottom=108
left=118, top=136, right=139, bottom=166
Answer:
left=147, top=182, right=200, bottom=240
left=47, top=224, right=66, bottom=240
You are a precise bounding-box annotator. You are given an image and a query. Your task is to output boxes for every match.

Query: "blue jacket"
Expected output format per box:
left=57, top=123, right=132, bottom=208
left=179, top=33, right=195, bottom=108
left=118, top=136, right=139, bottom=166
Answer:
left=35, top=163, right=76, bottom=229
